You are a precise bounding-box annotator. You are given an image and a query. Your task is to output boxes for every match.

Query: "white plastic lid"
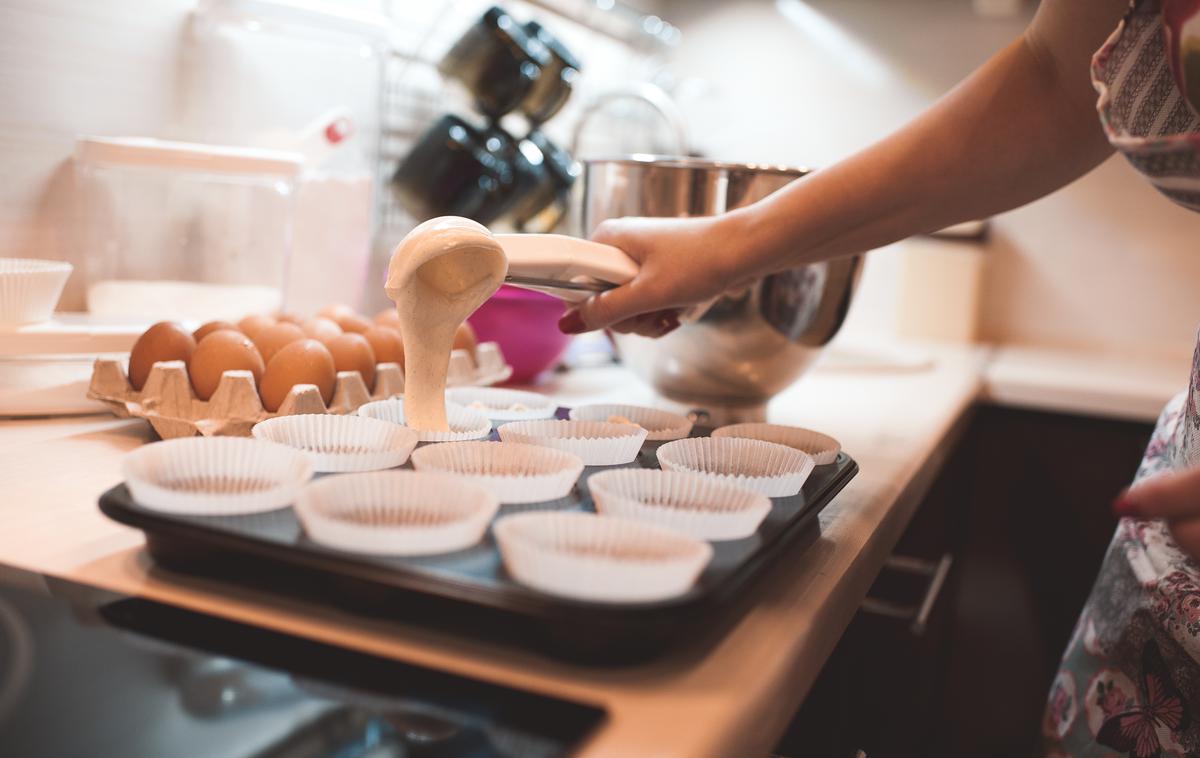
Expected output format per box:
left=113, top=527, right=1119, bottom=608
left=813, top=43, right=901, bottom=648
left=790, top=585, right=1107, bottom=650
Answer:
left=196, top=0, right=393, bottom=44
left=0, top=313, right=150, bottom=357
left=75, top=137, right=304, bottom=177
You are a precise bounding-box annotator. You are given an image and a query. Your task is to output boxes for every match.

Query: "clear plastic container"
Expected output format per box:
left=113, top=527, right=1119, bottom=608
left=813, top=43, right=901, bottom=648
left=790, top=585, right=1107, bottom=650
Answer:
left=74, top=137, right=302, bottom=321
left=182, top=0, right=391, bottom=315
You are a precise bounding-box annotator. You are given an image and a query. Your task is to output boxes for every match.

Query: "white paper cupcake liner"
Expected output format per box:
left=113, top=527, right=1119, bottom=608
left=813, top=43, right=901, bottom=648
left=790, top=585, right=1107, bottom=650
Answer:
left=712, top=423, right=841, bottom=465
left=123, top=437, right=313, bottom=515
left=568, top=403, right=693, bottom=441
left=356, top=397, right=492, bottom=442
left=493, top=511, right=713, bottom=603
left=498, top=419, right=647, bottom=466
left=656, top=437, right=815, bottom=497
left=587, top=468, right=771, bottom=541
left=295, top=470, right=498, bottom=556
left=445, top=387, right=557, bottom=422
left=0, top=258, right=73, bottom=326
left=410, top=441, right=583, bottom=504
left=251, top=414, right=418, bottom=472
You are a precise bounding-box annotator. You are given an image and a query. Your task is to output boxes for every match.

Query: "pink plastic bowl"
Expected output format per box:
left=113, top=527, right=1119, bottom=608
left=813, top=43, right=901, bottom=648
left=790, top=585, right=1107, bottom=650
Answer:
left=469, top=285, right=571, bottom=383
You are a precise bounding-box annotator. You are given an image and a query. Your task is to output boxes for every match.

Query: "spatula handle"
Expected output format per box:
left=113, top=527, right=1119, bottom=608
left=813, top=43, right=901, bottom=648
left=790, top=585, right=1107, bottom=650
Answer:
left=497, top=232, right=713, bottom=322
left=496, top=233, right=638, bottom=286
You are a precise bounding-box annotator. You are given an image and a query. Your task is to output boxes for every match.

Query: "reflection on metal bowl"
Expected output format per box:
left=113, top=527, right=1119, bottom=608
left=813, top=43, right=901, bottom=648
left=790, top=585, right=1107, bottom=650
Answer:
left=582, top=156, right=861, bottom=422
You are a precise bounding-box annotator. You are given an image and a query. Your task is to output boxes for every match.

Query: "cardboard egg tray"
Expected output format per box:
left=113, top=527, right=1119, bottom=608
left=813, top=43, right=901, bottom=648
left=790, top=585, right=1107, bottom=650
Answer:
left=87, top=341, right=513, bottom=440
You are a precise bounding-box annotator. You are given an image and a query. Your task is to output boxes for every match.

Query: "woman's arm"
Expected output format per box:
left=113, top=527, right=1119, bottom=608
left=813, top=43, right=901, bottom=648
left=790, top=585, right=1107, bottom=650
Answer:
left=564, top=0, right=1130, bottom=335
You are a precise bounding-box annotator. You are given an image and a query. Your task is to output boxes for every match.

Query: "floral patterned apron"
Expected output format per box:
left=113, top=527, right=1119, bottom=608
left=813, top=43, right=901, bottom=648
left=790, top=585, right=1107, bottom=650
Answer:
left=1043, top=2, right=1200, bottom=756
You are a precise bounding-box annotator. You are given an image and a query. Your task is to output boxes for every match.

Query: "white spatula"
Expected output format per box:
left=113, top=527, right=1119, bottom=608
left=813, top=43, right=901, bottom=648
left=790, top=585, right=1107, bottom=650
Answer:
left=497, top=232, right=639, bottom=303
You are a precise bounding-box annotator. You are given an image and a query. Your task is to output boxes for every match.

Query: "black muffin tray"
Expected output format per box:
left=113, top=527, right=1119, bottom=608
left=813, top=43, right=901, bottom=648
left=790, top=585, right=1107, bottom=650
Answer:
left=99, top=421, right=857, bottom=665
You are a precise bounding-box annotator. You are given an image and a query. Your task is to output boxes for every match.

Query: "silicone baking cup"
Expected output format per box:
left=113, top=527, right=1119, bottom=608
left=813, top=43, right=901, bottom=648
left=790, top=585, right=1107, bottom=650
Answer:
left=498, top=419, right=647, bottom=465
left=356, top=397, right=492, bottom=441
left=656, top=437, right=815, bottom=497
left=493, top=511, right=713, bottom=603
left=294, top=470, right=499, bottom=556
left=445, top=387, right=557, bottom=422
left=251, top=414, right=418, bottom=472
left=410, top=440, right=583, bottom=504
left=0, top=258, right=73, bottom=326
left=123, top=436, right=313, bottom=515
left=712, top=422, right=841, bottom=465
left=587, top=468, right=771, bottom=541
left=568, top=403, right=692, bottom=442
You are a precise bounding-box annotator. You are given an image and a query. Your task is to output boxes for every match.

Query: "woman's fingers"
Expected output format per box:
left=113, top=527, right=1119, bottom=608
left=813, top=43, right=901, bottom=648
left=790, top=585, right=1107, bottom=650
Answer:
left=1114, top=465, right=1200, bottom=520
left=604, top=310, right=680, bottom=337
left=1115, top=467, right=1200, bottom=561
left=632, top=310, right=680, bottom=338
left=1169, top=517, right=1200, bottom=560
left=561, top=277, right=665, bottom=334
left=561, top=214, right=732, bottom=334
left=591, top=218, right=649, bottom=261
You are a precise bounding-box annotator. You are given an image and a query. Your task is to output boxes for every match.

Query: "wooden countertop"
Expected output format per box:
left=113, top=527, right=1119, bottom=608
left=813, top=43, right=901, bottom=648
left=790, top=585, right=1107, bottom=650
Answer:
left=0, top=345, right=984, bottom=757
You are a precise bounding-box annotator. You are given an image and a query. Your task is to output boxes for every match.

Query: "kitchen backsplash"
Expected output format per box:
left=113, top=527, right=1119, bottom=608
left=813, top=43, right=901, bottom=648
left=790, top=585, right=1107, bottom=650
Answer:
left=0, top=0, right=673, bottom=312
left=6, top=0, right=1199, bottom=369
left=661, top=0, right=1200, bottom=365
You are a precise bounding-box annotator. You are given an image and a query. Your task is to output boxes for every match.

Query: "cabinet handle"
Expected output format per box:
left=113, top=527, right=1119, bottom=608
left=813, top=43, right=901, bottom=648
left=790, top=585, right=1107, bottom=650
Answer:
left=860, top=553, right=953, bottom=636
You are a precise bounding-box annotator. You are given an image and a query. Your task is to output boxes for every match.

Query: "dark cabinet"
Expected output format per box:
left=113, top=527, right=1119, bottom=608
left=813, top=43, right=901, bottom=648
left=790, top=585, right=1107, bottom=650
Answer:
left=774, top=405, right=1152, bottom=758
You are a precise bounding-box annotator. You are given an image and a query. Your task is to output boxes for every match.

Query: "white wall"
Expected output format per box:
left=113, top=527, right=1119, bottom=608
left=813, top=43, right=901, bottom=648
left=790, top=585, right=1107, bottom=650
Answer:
left=7, top=0, right=1197, bottom=362
left=662, top=0, right=1200, bottom=363
left=0, top=0, right=196, bottom=309
left=0, top=0, right=669, bottom=313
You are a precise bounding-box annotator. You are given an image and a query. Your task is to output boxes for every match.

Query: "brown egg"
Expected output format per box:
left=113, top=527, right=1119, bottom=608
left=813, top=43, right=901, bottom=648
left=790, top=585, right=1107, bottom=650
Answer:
left=128, top=322, right=196, bottom=391
left=335, top=312, right=373, bottom=334
left=327, top=332, right=377, bottom=391
left=301, top=316, right=342, bottom=346
left=453, top=322, right=478, bottom=361
left=192, top=320, right=239, bottom=343
left=259, top=339, right=336, bottom=412
left=318, top=303, right=357, bottom=322
left=373, top=308, right=401, bottom=329
left=274, top=312, right=303, bottom=325
left=317, top=302, right=372, bottom=333
left=363, top=326, right=404, bottom=367
left=252, top=322, right=306, bottom=365
left=237, top=314, right=276, bottom=340
left=189, top=331, right=265, bottom=401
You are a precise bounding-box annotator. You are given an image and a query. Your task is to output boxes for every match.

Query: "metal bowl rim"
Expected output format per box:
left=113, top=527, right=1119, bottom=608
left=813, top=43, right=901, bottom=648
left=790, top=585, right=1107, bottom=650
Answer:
left=582, top=154, right=812, bottom=176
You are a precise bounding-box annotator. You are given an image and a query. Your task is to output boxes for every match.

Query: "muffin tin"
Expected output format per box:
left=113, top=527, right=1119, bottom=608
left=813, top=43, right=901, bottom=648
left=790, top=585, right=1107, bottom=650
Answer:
left=98, top=412, right=857, bottom=663
left=86, top=342, right=512, bottom=440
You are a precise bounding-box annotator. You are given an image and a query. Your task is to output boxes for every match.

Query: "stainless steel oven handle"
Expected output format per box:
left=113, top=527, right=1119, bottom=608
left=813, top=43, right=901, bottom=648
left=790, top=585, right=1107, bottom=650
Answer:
left=860, top=553, right=953, bottom=637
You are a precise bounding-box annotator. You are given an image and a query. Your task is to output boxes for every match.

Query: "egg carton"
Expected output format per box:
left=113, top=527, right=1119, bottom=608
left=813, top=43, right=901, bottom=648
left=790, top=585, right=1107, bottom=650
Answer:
left=87, top=341, right=513, bottom=440
left=463, top=341, right=513, bottom=386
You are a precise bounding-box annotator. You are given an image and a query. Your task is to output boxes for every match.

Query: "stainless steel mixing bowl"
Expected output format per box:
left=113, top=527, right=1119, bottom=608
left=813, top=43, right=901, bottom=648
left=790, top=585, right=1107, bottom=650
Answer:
left=582, top=155, right=861, bottom=422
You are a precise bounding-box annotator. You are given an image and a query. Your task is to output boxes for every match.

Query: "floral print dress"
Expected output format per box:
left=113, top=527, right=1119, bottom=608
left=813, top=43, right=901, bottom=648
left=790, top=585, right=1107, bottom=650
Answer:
left=1043, top=2, right=1200, bottom=755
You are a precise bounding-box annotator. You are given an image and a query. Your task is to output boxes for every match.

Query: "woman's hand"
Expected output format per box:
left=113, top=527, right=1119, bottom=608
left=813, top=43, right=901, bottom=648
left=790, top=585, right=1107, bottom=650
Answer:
left=558, top=213, right=760, bottom=338
left=1115, top=467, right=1200, bottom=558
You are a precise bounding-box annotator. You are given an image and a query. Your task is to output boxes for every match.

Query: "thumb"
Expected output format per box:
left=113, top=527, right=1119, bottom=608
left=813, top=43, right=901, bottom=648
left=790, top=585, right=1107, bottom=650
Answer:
left=1115, top=465, right=1200, bottom=520
left=559, top=278, right=654, bottom=333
